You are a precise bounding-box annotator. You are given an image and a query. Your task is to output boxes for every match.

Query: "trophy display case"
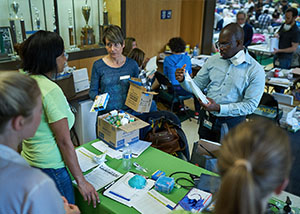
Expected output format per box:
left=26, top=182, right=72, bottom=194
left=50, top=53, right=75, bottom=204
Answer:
left=0, top=0, right=122, bottom=53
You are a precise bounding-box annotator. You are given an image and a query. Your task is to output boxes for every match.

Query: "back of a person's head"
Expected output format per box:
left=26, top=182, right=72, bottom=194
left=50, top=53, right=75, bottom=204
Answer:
left=20, top=30, right=64, bottom=75
left=286, top=7, right=298, bottom=17
left=168, top=37, right=186, bottom=53
left=0, top=72, right=40, bottom=134
left=264, top=9, right=269, bottom=14
left=127, top=48, right=145, bottom=67
left=215, top=119, right=291, bottom=214
left=123, top=37, right=136, bottom=56
left=102, top=25, right=124, bottom=45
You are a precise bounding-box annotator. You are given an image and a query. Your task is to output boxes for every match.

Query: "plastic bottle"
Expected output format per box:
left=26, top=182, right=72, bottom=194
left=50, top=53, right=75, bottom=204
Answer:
left=122, top=143, right=132, bottom=171
left=193, top=46, right=199, bottom=58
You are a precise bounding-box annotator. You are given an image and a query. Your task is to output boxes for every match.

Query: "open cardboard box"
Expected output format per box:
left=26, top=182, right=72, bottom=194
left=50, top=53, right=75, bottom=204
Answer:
left=125, top=78, right=157, bottom=113
left=97, top=112, right=149, bottom=149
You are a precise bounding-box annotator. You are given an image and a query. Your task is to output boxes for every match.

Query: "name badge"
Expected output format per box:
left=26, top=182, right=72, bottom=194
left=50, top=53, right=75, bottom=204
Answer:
left=120, top=75, right=130, bottom=80
left=203, top=119, right=213, bottom=130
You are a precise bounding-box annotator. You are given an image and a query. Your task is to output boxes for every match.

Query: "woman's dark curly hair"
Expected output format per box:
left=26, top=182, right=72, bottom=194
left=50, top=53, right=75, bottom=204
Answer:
left=168, top=37, right=186, bottom=53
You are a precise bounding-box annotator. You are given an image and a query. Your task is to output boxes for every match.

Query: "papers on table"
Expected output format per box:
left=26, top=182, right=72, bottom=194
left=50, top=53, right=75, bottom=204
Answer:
left=92, top=140, right=123, bottom=159
left=133, top=189, right=176, bottom=214
left=103, top=172, right=155, bottom=207
left=73, top=163, right=122, bottom=191
left=268, top=77, right=291, bottom=86
left=118, top=140, right=151, bottom=158
left=75, top=147, right=99, bottom=172
left=184, top=71, right=209, bottom=104
left=92, top=140, right=152, bottom=159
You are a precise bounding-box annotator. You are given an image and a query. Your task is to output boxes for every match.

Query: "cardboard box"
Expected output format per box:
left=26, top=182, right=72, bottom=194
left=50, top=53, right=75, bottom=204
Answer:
left=97, top=112, right=149, bottom=149
left=125, top=78, right=157, bottom=113
left=73, top=68, right=90, bottom=93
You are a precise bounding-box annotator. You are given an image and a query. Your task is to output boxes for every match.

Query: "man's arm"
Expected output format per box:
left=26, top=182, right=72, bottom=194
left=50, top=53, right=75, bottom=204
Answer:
left=218, top=66, right=265, bottom=117
left=273, top=42, right=299, bottom=54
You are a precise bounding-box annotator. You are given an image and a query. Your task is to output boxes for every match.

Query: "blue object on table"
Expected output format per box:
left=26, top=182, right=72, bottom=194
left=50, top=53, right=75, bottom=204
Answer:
left=155, top=176, right=175, bottom=194
left=151, top=170, right=166, bottom=180
left=128, top=175, right=146, bottom=189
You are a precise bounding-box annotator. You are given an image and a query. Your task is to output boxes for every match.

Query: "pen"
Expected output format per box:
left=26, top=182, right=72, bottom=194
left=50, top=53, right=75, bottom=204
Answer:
left=109, top=191, right=130, bottom=201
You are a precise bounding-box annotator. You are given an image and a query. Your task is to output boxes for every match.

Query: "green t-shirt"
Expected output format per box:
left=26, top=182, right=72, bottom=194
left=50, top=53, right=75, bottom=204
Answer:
left=22, top=75, right=75, bottom=169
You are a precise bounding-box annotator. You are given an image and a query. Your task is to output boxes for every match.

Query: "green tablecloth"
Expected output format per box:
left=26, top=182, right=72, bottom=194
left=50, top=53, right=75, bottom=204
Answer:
left=73, top=140, right=216, bottom=214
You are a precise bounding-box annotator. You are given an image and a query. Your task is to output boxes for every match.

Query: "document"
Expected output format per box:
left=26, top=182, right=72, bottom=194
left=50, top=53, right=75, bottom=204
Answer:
left=132, top=189, right=176, bottom=214
left=92, top=140, right=123, bottom=159
left=75, top=147, right=99, bottom=172
left=73, top=163, right=122, bottom=191
left=145, top=56, right=158, bottom=77
left=118, top=140, right=152, bottom=158
left=103, top=172, right=155, bottom=207
left=184, top=71, right=209, bottom=104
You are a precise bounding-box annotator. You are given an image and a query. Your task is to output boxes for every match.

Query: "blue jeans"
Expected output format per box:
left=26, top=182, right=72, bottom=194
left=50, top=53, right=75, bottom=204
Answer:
left=40, top=167, right=75, bottom=204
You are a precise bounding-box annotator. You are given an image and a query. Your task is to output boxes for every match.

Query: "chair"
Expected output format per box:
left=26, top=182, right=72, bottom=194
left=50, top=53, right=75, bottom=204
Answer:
left=155, top=72, right=193, bottom=120
left=249, top=92, right=282, bottom=124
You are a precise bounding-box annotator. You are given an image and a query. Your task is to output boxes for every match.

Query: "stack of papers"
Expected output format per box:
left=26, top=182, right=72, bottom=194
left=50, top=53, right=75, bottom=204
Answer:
left=184, top=71, right=209, bottom=104
left=103, top=172, right=155, bottom=207
left=133, top=189, right=176, bottom=214
left=92, top=141, right=123, bottom=159
left=92, top=140, right=152, bottom=159
left=73, top=163, right=122, bottom=191
left=75, top=147, right=99, bottom=172
left=268, top=77, right=291, bottom=86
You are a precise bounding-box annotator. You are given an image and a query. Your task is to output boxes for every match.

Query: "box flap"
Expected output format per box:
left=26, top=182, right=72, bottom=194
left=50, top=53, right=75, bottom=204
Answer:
left=196, top=139, right=221, bottom=156
left=142, top=91, right=158, bottom=95
left=118, top=114, right=149, bottom=132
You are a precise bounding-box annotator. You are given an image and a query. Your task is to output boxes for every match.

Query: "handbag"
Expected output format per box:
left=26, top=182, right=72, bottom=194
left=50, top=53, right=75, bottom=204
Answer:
left=145, top=119, right=184, bottom=154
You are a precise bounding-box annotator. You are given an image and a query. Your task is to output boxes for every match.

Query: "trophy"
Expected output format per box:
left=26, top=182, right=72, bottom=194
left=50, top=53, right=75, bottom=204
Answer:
left=68, top=9, right=75, bottom=47
left=80, top=0, right=95, bottom=46
left=9, top=1, right=26, bottom=44
left=99, top=0, right=109, bottom=45
left=34, top=7, right=41, bottom=30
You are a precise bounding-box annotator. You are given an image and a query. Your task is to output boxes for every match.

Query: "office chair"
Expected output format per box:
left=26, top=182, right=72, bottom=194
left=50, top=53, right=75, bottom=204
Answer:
left=249, top=92, right=282, bottom=124
left=155, top=72, right=193, bottom=121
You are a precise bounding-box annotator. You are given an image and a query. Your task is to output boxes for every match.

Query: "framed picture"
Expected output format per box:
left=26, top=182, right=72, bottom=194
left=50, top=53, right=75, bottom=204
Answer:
left=0, top=26, right=14, bottom=56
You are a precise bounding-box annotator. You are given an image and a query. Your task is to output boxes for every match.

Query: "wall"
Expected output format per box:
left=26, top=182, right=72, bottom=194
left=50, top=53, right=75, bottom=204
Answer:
left=126, top=0, right=182, bottom=57
left=180, top=0, right=205, bottom=50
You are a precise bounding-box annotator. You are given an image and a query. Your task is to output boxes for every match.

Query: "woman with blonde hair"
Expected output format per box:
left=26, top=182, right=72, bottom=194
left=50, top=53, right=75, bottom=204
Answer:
left=215, top=119, right=292, bottom=214
left=0, top=72, right=79, bottom=214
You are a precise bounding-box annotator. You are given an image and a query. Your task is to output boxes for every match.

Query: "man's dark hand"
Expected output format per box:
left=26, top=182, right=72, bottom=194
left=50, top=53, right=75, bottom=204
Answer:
left=199, top=97, right=220, bottom=113
left=175, top=64, right=186, bottom=82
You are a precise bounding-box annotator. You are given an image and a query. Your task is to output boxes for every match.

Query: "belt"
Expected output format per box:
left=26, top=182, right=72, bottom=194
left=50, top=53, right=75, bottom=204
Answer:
left=206, top=111, right=245, bottom=121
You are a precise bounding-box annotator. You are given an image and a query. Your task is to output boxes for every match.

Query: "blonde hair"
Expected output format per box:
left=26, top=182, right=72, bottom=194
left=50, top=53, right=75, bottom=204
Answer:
left=127, top=48, right=145, bottom=67
left=0, top=72, right=40, bottom=133
left=215, top=119, right=291, bottom=214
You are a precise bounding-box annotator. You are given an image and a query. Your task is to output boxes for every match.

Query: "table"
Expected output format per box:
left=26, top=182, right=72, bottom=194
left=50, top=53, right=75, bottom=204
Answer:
left=248, top=44, right=273, bottom=63
left=265, top=69, right=300, bottom=93
left=73, top=140, right=215, bottom=214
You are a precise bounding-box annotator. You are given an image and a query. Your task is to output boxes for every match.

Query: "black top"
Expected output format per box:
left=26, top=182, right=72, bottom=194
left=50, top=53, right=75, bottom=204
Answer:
left=278, top=23, right=300, bottom=58
left=243, top=23, right=253, bottom=47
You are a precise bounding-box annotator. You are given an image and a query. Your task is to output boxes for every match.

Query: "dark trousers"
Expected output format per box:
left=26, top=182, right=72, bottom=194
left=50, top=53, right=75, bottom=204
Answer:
left=198, top=109, right=246, bottom=142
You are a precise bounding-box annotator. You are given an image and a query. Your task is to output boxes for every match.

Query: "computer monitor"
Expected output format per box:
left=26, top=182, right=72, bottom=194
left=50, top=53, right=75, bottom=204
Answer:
left=0, top=26, right=14, bottom=59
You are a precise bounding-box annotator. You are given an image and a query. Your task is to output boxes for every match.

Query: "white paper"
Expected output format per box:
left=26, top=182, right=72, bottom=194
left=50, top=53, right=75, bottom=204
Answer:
left=75, top=147, right=99, bottom=172
left=268, top=78, right=291, bottom=85
left=145, top=56, right=158, bottom=76
left=184, top=72, right=209, bottom=104
left=191, top=58, right=207, bottom=67
left=92, top=140, right=123, bottom=159
left=133, top=189, right=176, bottom=214
left=73, top=163, right=122, bottom=191
left=103, top=172, right=155, bottom=207
left=118, top=140, right=151, bottom=158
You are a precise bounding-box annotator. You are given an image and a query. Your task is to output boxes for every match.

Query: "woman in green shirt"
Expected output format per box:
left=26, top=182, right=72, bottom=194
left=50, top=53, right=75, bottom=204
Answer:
left=20, top=31, right=99, bottom=208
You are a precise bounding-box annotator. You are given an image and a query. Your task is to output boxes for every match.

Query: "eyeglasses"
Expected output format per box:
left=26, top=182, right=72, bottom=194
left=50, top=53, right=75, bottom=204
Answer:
left=215, top=41, right=232, bottom=49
